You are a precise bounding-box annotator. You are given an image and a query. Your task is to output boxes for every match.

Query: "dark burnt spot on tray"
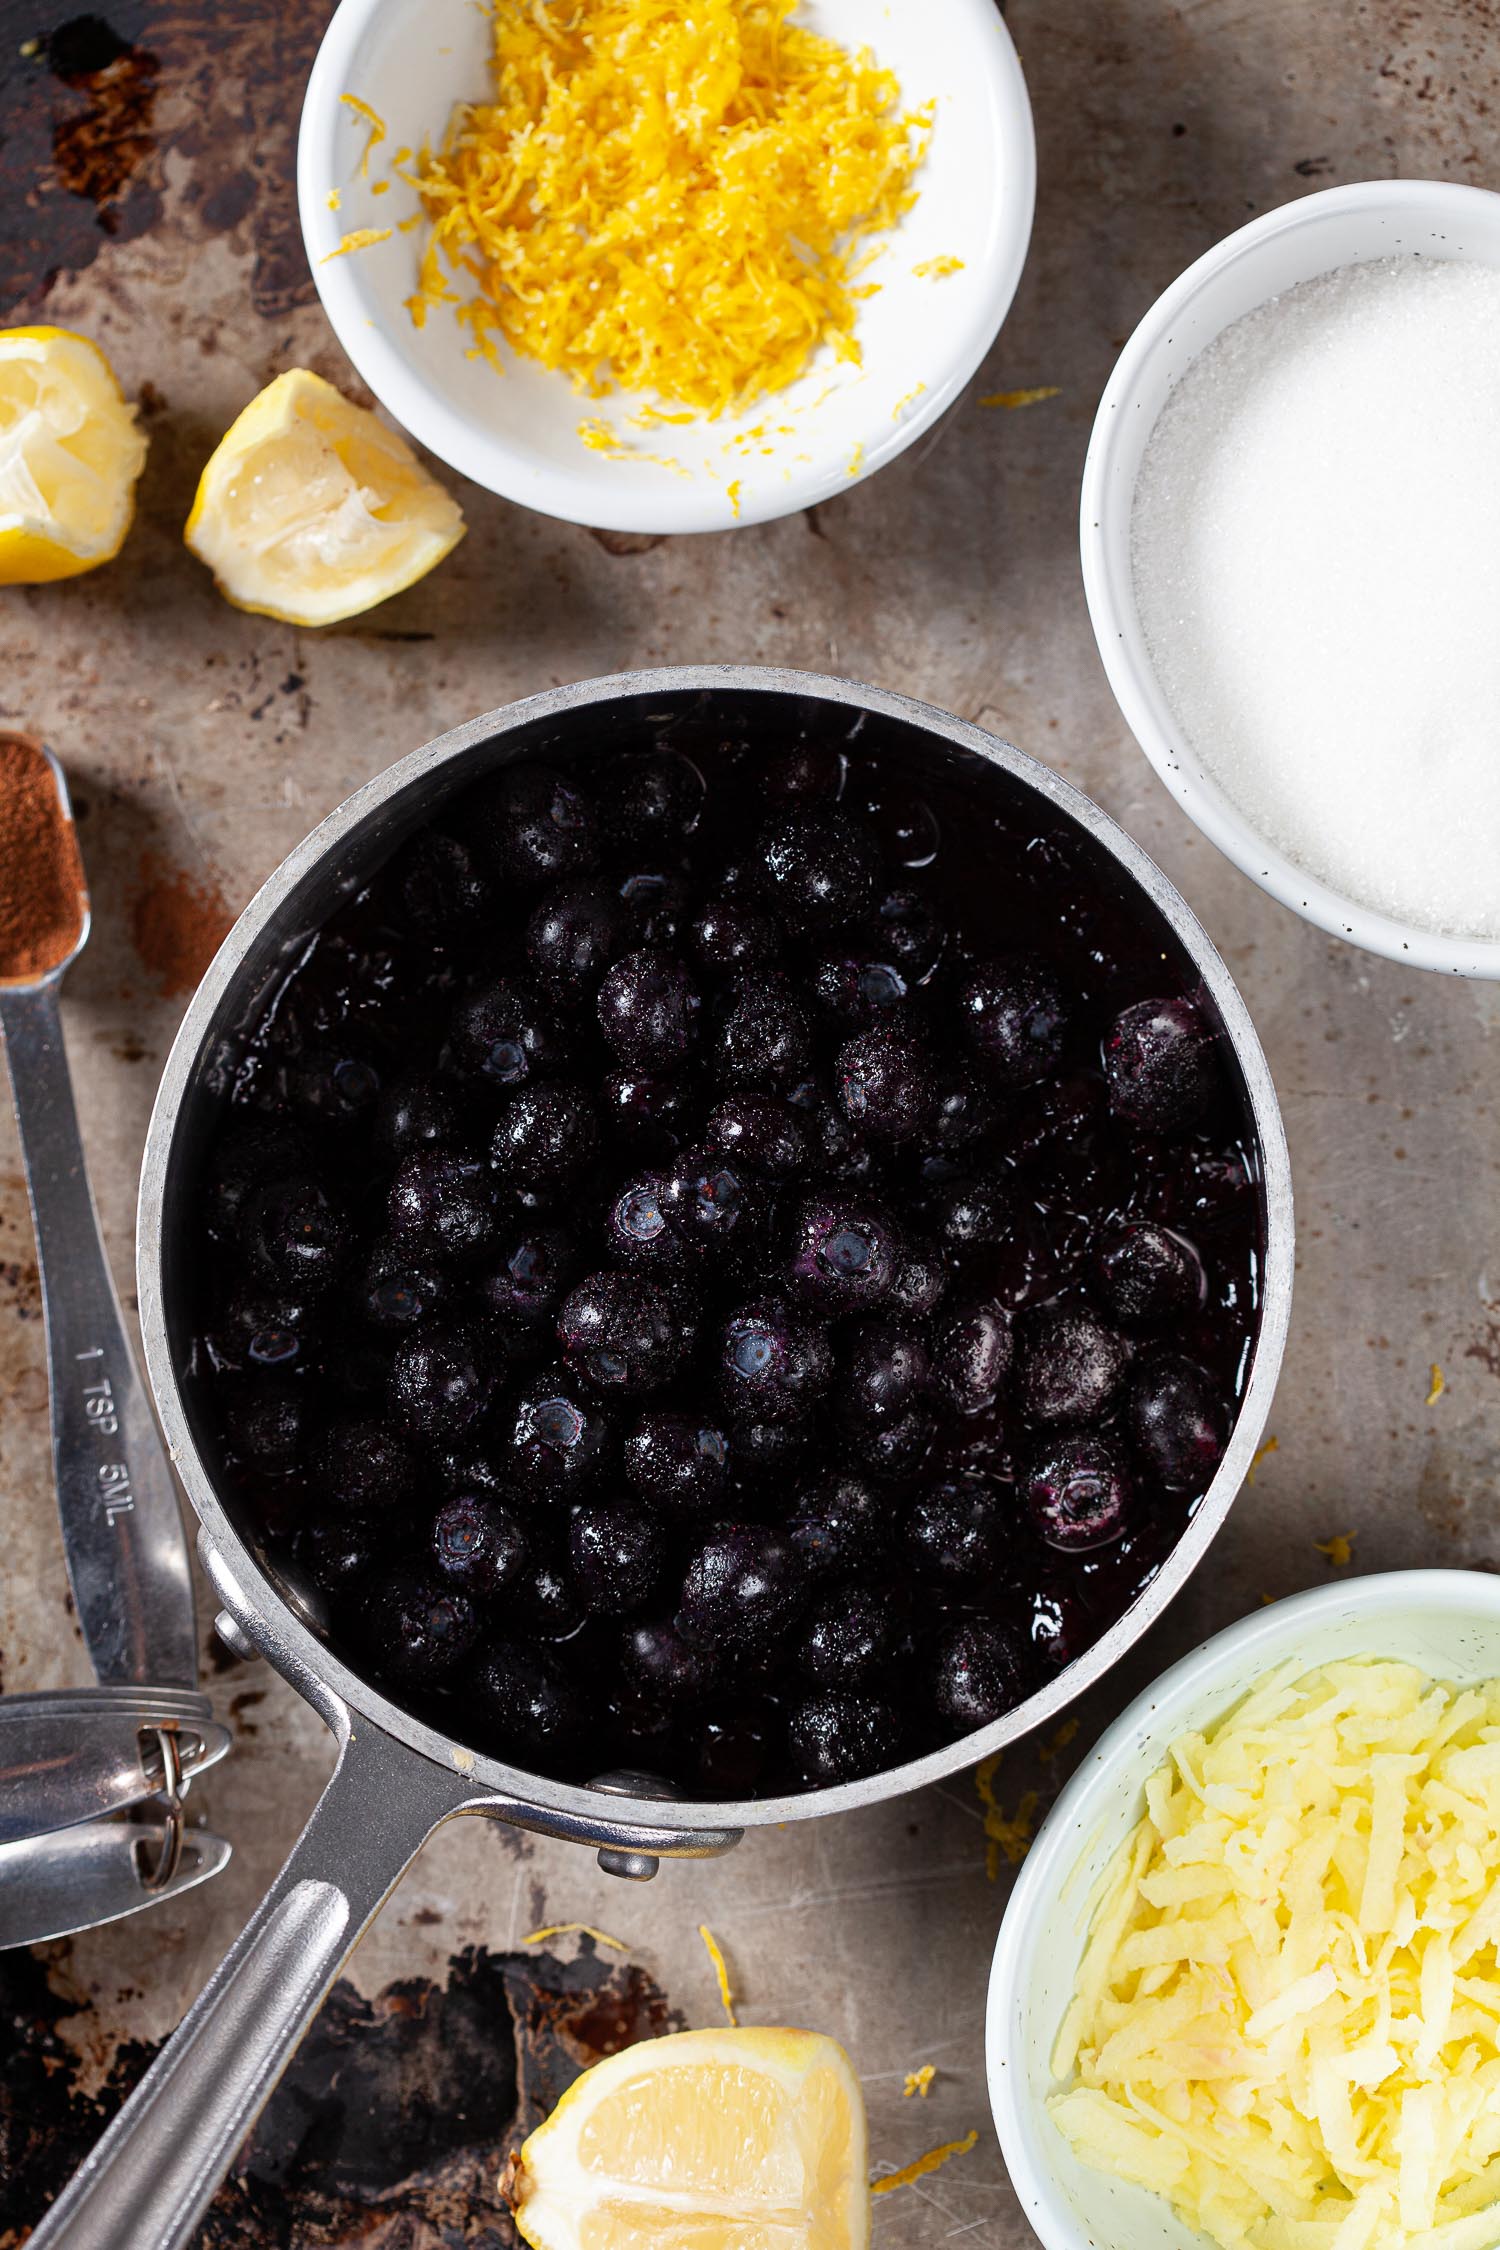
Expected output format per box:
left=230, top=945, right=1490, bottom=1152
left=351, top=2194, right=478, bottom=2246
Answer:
left=0, top=0, right=328, bottom=314
left=3, top=1942, right=678, bottom=2246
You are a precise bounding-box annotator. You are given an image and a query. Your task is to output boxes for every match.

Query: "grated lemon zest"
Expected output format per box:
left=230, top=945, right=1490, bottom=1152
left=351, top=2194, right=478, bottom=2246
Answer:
left=521, top=1923, right=628, bottom=1951
left=1247, top=1433, right=1280, bottom=1484
left=326, top=188, right=341, bottom=212
left=699, top=1923, right=738, bottom=2025
left=872, top=2128, right=979, bottom=2194
left=893, top=381, right=927, bottom=417
left=903, top=2063, right=936, bottom=2098
left=1428, top=1364, right=1446, bottom=1406
left=1316, top=1531, right=1355, bottom=1567
left=321, top=227, right=394, bottom=262
left=912, top=255, right=964, bottom=278
left=340, top=92, right=387, bottom=179
left=979, top=385, right=1061, bottom=410
left=726, top=478, right=744, bottom=518
left=1040, top=1718, right=1081, bottom=1765
left=408, top=0, right=933, bottom=418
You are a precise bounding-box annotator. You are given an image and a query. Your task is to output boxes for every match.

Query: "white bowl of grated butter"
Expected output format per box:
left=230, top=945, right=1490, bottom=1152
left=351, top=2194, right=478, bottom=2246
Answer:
left=987, top=1569, right=1500, bottom=2250
left=296, top=0, right=1034, bottom=535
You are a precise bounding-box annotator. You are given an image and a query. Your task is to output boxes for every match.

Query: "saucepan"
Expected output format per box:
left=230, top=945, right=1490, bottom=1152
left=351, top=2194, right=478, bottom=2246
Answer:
left=34, top=667, right=1293, bottom=2250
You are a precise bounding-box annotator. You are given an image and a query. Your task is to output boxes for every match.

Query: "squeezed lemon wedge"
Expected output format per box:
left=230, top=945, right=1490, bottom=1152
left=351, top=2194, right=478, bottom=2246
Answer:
left=184, top=368, right=464, bottom=626
left=0, top=326, right=147, bottom=583
left=511, top=2026, right=870, bottom=2250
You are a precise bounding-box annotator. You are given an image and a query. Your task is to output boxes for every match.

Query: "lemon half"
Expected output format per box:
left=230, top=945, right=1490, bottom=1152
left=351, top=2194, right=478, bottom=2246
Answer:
left=184, top=369, right=464, bottom=627
left=0, top=326, right=147, bottom=584
left=512, top=2026, right=870, bottom=2250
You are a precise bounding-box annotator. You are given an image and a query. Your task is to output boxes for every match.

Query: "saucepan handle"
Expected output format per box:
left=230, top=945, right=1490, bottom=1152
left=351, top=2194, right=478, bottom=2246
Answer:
left=27, top=1717, right=469, bottom=2250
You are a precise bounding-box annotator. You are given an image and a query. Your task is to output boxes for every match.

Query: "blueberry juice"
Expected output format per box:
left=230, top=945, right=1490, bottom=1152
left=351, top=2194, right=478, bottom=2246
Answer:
left=185, top=697, right=1266, bottom=1798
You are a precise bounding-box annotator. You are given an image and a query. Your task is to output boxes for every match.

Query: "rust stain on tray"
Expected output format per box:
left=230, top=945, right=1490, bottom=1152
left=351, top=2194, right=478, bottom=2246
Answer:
left=3, top=1940, right=679, bottom=2245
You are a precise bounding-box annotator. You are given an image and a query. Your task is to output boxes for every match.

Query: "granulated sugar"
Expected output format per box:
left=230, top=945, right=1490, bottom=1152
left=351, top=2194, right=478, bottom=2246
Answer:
left=1131, top=256, right=1500, bottom=941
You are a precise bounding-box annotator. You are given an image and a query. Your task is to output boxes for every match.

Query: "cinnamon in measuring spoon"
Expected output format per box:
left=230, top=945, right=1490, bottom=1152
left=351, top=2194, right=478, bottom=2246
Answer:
left=0, top=734, right=87, bottom=984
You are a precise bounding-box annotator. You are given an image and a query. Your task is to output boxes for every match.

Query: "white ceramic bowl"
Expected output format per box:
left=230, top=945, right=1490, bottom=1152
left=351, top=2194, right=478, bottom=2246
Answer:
left=987, top=1567, right=1500, bottom=2250
left=297, top=0, right=1034, bottom=535
left=1081, top=180, right=1500, bottom=980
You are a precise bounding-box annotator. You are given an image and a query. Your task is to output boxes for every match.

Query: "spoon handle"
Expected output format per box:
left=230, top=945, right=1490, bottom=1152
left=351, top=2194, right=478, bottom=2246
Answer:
left=0, top=981, right=198, bottom=1689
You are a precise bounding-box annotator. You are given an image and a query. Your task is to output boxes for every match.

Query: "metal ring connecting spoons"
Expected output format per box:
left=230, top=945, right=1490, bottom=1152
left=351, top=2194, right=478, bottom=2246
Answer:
left=0, top=735, right=231, bottom=1944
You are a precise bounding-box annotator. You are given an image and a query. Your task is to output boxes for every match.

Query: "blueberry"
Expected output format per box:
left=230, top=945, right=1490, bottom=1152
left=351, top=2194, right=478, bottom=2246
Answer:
left=526, top=879, right=624, bottom=998
left=1094, top=1222, right=1206, bottom=1328
left=810, top=954, right=909, bottom=1027
left=472, top=762, right=599, bottom=890
left=932, top=1299, right=1013, bottom=1414
left=874, top=888, right=946, bottom=983
left=692, top=902, right=777, bottom=971
left=872, top=787, right=940, bottom=869
left=203, top=1122, right=309, bottom=1238
left=1001, top=1071, right=1107, bottom=1171
left=603, top=748, right=706, bottom=845
left=796, top=1584, right=892, bottom=1685
left=391, top=1323, right=498, bottom=1437
left=958, top=958, right=1071, bottom=1088
left=570, top=1506, right=666, bottom=1612
left=711, top=973, right=813, bottom=1089
left=242, top=1174, right=350, bottom=1296
left=730, top=1417, right=813, bottom=1487
left=765, top=736, right=846, bottom=804
left=801, top=1101, right=876, bottom=1187
left=844, top=1402, right=935, bottom=1481
left=506, top=1553, right=587, bottom=1641
left=448, top=977, right=572, bottom=1088
left=432, top=1494, right=528, bottom=1597
left=601, top=1068, right=697, bottom=1152
left=479, top=1226, right=581, bottom=1323
left=1105, top=996, right=1221, bottom=1133
left=1024, top=1436, right=1133, bottom=1550
left=355, top=1568, right=478, bottom=1686
left=620, top=1620, right=716, bottom=1701
left=704, top=1097, right=808, bottom=1178
left=359, top=1239, right=451, bottom=1332
left=676, top=1524, right=802, bottom=1653
left=507, top=1370, right=613, bottom=1499
left=1015, top=1309, right=1131, bottom=1427
left=929, top=1075, right=994, bottom=1154
left=841, top=1322, right=931, bottom=1426
left=303, top=1507, right=386, bottom=1589
left=285, top=1049, right=383, bottom=1132
left=933, top=1619, right=1029, bottom=1730
left=490, top=1082, right=600, bottom=1189
left=786, top=1195, right=900, bottom=1311
left=922, top=1174, right=1010, bottom=1252
left=623, top=1408, right=729, bottom=1513
left=906, top=1479, right=1006, bottom=1582
left=222, top=1380, right=304, bottom=1470
left=661, top=1144, right=764, bottom=1249
left=313, top=1415, right=418, bottom=1515
left=786, top=1691, right=896, bottom=1784
left=888, top=1243, right=949, bottom=1320
left=718, top=1296, right=833, bottom=1423
left=206, top=1285, right=320, bottom=1373
left=557, top=1270, right=685, bottom=1394
left=386, top=1148, right=496, bottom=1264
left=1161, top=1144, right=1256, bottom=1228
left=1128, top=1354, right=1228, bottom=1492
left=373, top=1078, right=463, bottom=1165
left=471, top=1640, right=581, bottom=1749
left=1027, top=1577, right=1093, bottom=1671
left=836, top=1025, right=935, bottom=1141
left=618, top=871, right=694, bottom=950
left=787, top=1474, right=891, bottom=1574
left=391, top=828, right=492, bottom=941
left=597, top=948, right=700, bottom=1070
left=753, top=809, right=880, bottom=931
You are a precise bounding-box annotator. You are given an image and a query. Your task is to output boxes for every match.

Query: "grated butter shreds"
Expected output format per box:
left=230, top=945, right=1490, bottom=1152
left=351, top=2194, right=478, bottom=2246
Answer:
left=408, top=0, right=932, bottom=417
left=1050, top=1658, right=1500, bottom=2250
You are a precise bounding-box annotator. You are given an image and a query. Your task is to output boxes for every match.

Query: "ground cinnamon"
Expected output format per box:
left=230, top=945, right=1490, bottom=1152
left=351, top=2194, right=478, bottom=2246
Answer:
left=129, top=852, right=232, bottom=997
left=0, top=734, right=87, bottom=984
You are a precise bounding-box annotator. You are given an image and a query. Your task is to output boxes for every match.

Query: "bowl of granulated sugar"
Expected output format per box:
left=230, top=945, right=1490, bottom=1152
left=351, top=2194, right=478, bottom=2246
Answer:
left=1081, top=179, right=1500, bottom=977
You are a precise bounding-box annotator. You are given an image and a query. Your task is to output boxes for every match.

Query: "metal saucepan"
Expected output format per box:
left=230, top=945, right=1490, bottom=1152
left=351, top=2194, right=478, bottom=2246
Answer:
left=34, top=667, right=1293, bottom=2250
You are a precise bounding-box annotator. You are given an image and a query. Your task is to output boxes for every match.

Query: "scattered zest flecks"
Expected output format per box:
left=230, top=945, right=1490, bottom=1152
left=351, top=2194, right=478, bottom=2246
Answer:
left=979, top=385, right=1061, bottom=410
left=340, top=92, right=387, bottom=178
left=1315, top=1531, right=1354, bottom=1567
left=1246, top=1433, right=1279, bottom=1484
left=1427, top=1362, right=1446, bottom=1405
left=320, top=227, right=393, bottom=262
left=975, top=1753, right=1039, bottom=1879
left=872, top=2128, right=979, bottom=2195
left=912, top=256, right=965, bottom=279
left=698, top=1923, right=737, bottom=2025
left=903, top=2064, right=936, bottom=2098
